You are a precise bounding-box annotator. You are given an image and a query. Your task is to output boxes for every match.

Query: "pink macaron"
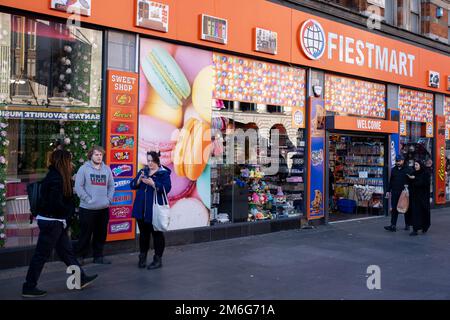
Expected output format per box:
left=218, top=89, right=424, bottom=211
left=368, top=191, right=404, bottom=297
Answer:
left=173, top=45, right=213, bottom=86
left=166, top=164, right=196, bottom=204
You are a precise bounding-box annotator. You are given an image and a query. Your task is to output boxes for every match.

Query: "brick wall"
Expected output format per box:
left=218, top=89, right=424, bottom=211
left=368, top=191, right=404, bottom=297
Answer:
left=421, top=1, right=449, bottom=42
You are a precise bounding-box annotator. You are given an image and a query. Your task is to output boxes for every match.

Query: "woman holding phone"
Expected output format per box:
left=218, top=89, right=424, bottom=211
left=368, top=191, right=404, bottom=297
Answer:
left=131, top=151, right=172, bottom=269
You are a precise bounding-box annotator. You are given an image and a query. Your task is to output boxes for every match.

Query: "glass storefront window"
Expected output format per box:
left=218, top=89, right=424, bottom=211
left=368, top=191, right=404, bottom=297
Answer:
left=400, top=121, right=433, bottom=202
left=0, top=12, right=103, bottom=249
left=210, top=101, right=306, bottom=224
left=0, top=13, right=102, bottom=108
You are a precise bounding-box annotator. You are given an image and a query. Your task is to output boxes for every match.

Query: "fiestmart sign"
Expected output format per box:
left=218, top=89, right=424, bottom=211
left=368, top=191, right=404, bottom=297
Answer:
left=0, top=108, right=100, bottom=121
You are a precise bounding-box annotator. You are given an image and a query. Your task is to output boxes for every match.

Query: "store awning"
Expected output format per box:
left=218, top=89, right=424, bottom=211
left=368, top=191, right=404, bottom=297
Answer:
left=326, top=115, right=399, bottom=134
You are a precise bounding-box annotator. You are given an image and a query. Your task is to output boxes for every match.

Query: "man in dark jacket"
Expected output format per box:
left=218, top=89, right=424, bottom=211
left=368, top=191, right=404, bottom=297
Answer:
left=384, top=154, right=412, bottom=232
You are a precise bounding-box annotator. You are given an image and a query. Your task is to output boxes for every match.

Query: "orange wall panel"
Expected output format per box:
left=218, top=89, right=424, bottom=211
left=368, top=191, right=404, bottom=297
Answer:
left=1, top=0, right=450, bottom=94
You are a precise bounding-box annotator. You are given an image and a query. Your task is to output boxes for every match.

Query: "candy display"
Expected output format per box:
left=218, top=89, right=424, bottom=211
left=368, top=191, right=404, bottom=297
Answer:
left=399, top=88, right=433, bottom=124
left=325, top=74, right=386, bottom=118
left=329, top=135, right=385, bottom=212
left=212, top=53, right=306, bottom=107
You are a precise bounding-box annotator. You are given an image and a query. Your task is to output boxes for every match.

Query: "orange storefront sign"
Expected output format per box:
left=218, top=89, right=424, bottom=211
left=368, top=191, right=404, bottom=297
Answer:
left=330, top=115, right=398, bottom=134
left=5, top=0, right=449, bottom=94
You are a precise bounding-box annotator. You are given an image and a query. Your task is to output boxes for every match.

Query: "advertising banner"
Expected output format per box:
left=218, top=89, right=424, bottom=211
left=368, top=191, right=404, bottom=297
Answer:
left=435, top=115, right=446, bottom=205
left=389, top=110, right=400, bottom=168
left=106, top=70, right=138, bottom=242
left=307, top=98, right=325, bottom=219
left=139, top=38, right=212, bottom=230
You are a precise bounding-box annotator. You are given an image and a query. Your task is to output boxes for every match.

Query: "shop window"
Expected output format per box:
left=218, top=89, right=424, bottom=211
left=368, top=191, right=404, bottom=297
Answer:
left=0, top=12, right=103, bottom=249
left=400, top=121, right=434, bottom=202
left=107, top=31, right=136, bottom=72
left=210, top=100, right=306, bottom=224
left=0, top=13, right=102, bottom=108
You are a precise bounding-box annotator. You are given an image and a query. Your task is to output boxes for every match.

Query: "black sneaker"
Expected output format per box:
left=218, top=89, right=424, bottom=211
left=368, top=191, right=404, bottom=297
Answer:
left=22, top=286, right=47, bottom=298
left=409, top=231, right=418, bottom=236
left=404, top=226, right=410, bottom=231
left=80, top=274, right=98, bottom=289
left=93, top=257, right=112, bottom=265
left=384, top=225, right=396, bottom=232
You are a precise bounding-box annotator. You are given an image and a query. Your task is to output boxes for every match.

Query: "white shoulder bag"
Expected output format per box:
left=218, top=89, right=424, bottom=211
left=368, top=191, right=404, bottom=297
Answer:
left=152, top=187, right=170, bottom=232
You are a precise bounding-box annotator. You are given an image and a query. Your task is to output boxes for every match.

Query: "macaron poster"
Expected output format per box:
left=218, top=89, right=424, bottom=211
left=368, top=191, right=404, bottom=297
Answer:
left=139, top=38, right=213, bottom=230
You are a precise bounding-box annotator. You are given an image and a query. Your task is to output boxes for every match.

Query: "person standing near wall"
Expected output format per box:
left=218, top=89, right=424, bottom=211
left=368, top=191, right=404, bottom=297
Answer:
left=75, top=146, right=115, bottom=264
left=131, top=151, right=171, bottom=269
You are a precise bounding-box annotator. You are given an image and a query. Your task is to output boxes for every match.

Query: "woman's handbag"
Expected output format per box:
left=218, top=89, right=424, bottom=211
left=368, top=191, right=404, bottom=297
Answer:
left=396, top=185, right=409, bottom=214
left=152, top=187, right=170, bottom=232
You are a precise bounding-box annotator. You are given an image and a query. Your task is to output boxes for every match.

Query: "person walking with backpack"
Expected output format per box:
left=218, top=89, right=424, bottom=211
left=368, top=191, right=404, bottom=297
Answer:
left=74, top=146, right=115, bottom=264
left=22, top=150, right=97, bottom=298
left=131, top=151, right=171, bottom=269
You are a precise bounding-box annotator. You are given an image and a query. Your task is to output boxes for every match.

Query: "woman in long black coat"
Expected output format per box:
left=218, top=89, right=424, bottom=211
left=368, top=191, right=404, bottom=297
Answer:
left=407, top=160, right=431, bottom=236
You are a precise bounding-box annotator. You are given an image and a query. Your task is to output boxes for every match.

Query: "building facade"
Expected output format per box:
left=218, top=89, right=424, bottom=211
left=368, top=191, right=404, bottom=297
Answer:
left=0, top=0, right=449, bottom=268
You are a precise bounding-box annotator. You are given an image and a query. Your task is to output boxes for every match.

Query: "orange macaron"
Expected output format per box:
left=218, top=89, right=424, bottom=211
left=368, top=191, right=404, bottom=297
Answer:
left=172, top=118, right=211, bottom=181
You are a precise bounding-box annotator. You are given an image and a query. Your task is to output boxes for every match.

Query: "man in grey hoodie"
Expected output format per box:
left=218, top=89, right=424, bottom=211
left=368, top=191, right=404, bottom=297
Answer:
left=75, top=146, right=115, bottom=264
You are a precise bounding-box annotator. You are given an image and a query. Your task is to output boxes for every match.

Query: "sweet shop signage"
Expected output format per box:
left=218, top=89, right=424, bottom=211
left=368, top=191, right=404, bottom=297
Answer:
left=106, top=70, right=138, bottom=242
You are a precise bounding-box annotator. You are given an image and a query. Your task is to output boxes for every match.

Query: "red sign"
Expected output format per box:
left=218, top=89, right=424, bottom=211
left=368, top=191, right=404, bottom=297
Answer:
left=106, top=70, right=139, bottom=242
left=109, top=206, right=133, bottom=220
left=435, top=115, right=446, bottom=204
left=110, top=150, right=134, bottom=163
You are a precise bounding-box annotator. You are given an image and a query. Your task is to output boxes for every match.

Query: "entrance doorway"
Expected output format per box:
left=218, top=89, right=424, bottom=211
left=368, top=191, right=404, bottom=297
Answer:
left=328, top=133, right=388, bottom=222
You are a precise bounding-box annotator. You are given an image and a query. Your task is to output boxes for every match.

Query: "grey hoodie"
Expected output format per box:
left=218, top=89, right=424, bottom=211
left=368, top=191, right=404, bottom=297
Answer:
left=75, top=161, right=115, bottom=210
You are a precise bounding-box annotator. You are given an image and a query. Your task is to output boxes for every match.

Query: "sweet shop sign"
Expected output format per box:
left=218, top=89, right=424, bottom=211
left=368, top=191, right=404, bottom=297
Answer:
left=106, top=70, right=138, bottom=242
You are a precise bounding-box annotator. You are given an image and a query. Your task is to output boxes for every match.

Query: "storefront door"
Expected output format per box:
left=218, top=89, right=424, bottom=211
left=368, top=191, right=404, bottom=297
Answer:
left=326, top=131, right=389, bottom=222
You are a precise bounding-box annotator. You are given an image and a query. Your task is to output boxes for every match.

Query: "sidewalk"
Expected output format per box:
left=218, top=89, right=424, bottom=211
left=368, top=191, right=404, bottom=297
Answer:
left=1, top=208, right=450, bottom=300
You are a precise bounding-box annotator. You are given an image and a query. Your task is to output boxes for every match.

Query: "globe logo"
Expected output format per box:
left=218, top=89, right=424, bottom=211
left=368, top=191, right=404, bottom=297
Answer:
left=300, top=19, right=326, bottom=60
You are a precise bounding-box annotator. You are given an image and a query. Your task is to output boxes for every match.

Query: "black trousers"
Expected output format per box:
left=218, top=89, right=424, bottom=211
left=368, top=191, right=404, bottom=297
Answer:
left=136, top=219, right=165, bottom=257
left=390, top=208, right=411, bottom=227
left=76, top=208, right=109, bottom=259
left=24, top=220, right=83, bottom=289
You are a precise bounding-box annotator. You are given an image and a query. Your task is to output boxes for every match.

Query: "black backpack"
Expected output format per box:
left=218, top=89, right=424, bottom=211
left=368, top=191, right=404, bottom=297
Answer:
left=27, top=180, right=44, bottom=220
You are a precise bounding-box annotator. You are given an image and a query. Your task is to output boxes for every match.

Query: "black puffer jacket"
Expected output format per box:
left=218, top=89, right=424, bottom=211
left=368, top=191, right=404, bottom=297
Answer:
left=39, top=165, right=76, bottom=219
